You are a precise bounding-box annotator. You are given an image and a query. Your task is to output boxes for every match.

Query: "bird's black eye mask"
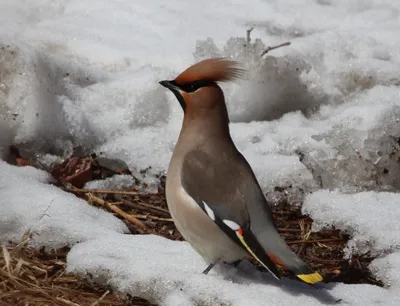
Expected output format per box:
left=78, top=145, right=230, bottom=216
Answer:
left=171, top=79, right=214, bottom=93
left=159, top=79, right=215, bottom=112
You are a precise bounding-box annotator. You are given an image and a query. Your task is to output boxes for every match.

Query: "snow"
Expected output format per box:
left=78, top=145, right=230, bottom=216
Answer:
left=66, top=235, right=398, bottom=306
left=0, top=160, right=128, bottom=248
left=84, top=174, right=136, bottom=190
left=304, top=190, right=400, bottom=258
left=1, top=0, right=400, bottom=305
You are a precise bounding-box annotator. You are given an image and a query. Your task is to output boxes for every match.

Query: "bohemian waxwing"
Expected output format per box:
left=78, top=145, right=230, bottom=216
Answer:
left=159, top=58, right=323, bottom=285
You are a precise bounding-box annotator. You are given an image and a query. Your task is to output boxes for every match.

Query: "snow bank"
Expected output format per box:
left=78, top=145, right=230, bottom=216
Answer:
left=66, top=234, right=370, bottom=306
left=304, top=190, right=400, bottom=258
left=0, top=160, right=128, bottom=248
left=304, top=190, right=400, bottom=303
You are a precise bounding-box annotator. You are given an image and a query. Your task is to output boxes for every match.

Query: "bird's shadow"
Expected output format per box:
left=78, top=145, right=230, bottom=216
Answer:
left=214, top=260, right=346, bottom=305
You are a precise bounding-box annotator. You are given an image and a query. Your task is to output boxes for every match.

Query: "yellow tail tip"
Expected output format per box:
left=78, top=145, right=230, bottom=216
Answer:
left=297, top=272, right=323, bottom=284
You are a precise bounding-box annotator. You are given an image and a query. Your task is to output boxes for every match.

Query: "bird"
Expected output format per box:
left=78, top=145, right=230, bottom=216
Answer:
left=159, top=58, right=323, bottom=285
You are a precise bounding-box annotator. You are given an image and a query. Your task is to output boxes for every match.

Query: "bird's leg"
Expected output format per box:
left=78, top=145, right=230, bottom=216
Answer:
left=202, top=263, right=215, bottom=275
left=202, top=259, right=242, bottom=275
left=202, top=259, right=220, bottom=275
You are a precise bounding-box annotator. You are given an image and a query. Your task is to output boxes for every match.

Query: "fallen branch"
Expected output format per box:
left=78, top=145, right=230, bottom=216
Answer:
left=86, top=193, right=148, bottom=230
left=261, top=41, right=291, bottom=57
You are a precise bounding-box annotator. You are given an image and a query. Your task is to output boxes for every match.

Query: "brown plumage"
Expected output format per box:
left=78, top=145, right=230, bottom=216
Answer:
left=174, top=57, right=246, bottom=85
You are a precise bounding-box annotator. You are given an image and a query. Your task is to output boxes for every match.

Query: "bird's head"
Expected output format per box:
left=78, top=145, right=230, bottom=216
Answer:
left=159, top=58, right=245, bottom=115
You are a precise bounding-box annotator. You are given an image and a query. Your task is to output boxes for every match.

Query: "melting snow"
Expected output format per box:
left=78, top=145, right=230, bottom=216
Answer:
left=1, top=0, right=400, bottom=305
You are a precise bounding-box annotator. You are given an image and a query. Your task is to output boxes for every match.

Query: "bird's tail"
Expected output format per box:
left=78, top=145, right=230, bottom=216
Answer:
left=256, top=225, right=323, bottom=284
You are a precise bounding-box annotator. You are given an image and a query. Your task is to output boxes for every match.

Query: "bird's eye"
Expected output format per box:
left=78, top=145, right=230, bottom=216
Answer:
left=179, top=80, right=213, bottom=93
left=183, top=83, right=199, bottom=93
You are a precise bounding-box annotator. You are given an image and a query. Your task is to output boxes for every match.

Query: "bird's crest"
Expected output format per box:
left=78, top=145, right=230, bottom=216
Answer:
left=174, top=58, right=246, bottom=85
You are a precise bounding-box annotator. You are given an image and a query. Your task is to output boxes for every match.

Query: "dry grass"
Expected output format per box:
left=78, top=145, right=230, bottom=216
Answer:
left=0, top=232, right=153, bottom=306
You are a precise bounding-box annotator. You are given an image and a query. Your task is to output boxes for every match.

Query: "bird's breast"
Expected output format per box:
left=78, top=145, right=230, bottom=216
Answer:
left=165, top=167, right=247, bottom=263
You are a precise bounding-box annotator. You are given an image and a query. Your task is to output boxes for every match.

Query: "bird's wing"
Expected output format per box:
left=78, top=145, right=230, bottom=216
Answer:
left=181, top=148, right=281, bottom=279
left=181, top=148, right=322, bottom=284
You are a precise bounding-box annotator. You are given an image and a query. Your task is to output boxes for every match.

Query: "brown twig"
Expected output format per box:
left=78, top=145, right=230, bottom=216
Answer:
left=86, top=193, right=148, bottom=230
left=296, top=220, right=310, bottom=255
left=65, top=187, right=139, bottom=196
left=287, top=238, right=343, bottom=245
left=131, top=214, right=173, bottom=222
left=261, top=41, right=291, bottom=57
left=57, top=297, right=80, bottom=306
left=91, top=290, right=110, bottom=306
left=109, top=202, right=124, bottom=205
left=246, top=27, right=254, bottom=44
left=122, top=199, right=170, bottom=215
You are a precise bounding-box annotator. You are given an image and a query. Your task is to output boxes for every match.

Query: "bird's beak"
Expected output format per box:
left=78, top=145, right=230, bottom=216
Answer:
left=159, top=80, right=179, bottom=91
left=159, top=79, right=186, bottom=111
